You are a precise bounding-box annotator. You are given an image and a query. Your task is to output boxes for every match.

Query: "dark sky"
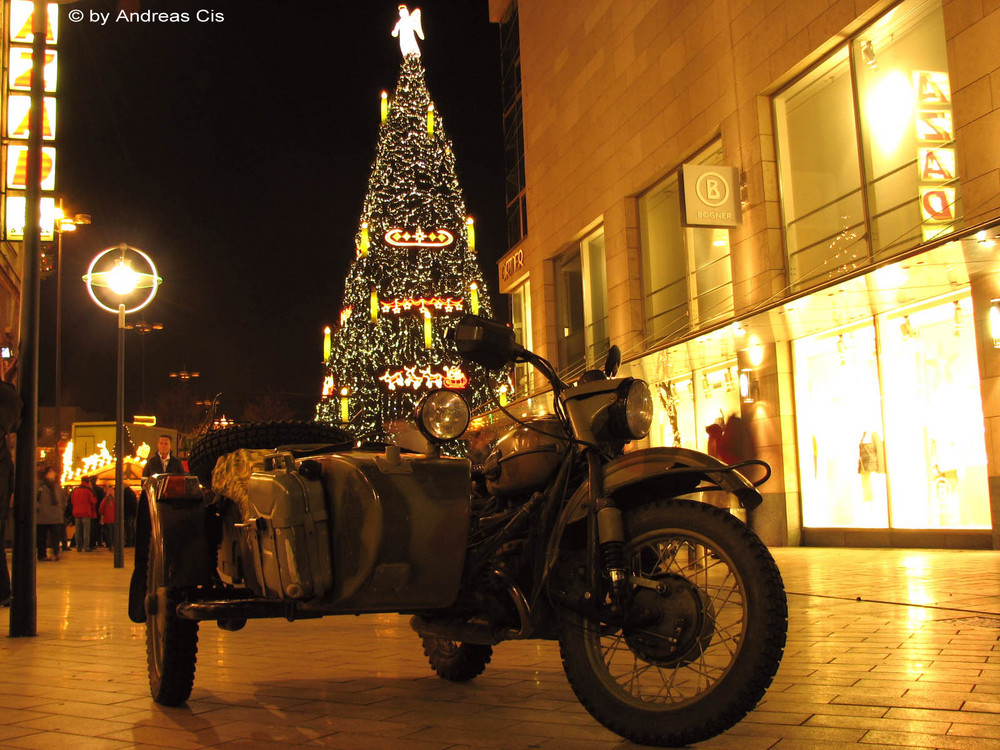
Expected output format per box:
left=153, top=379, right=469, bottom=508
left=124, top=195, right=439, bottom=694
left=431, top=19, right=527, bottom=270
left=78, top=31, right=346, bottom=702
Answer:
left=45, top=0, right=505, bottom=424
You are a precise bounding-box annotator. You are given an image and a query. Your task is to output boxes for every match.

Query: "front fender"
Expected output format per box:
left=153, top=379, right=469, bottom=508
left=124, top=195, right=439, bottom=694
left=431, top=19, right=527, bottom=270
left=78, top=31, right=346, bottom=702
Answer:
left=559, top=447, right=764, bottom=530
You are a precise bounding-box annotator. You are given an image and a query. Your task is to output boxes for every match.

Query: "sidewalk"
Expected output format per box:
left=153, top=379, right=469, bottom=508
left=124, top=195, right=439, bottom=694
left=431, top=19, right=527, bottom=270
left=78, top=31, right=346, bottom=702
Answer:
left=1, top=546, right=999, bottom=749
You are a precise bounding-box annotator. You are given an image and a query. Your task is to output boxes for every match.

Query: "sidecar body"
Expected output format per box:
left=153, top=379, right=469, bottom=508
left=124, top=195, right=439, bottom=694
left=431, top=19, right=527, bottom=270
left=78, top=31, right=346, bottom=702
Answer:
left=137, top=445, right=472, bottom=623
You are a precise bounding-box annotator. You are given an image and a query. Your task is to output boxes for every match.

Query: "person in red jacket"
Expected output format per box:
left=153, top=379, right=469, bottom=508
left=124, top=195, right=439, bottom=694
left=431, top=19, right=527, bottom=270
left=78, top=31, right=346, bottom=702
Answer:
left=98, top=484, right=115, bottom=550
left=69, top=477, right=98, bottom=552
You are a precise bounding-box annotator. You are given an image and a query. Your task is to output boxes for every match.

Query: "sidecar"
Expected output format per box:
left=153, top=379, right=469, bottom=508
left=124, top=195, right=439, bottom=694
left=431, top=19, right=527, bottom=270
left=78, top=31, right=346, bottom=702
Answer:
left=131, top=409, right=477, bottom=705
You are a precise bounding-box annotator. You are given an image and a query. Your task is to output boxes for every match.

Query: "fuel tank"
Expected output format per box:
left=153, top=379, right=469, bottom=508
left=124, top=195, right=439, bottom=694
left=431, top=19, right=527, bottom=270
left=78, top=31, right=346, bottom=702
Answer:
left=484, top=416, right=567, bottom=496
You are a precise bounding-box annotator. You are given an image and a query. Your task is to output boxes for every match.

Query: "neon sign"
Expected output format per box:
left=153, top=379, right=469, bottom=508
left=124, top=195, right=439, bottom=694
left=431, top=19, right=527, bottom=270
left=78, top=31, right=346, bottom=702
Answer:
left=379, top=365, right=468, bottom=391
left=384, top=227, right=455, bottom=248
left=380, top=297, right=464, bottom=314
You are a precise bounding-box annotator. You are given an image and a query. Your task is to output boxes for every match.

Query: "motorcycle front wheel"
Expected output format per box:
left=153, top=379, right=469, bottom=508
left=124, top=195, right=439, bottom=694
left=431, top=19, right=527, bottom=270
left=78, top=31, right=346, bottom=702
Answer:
left=558, top=499, right=787, bottom=747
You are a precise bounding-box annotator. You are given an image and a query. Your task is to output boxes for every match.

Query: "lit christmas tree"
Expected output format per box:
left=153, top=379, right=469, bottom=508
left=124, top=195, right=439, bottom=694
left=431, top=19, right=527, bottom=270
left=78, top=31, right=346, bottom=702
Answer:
left=316, top=6, right=503, bottom=441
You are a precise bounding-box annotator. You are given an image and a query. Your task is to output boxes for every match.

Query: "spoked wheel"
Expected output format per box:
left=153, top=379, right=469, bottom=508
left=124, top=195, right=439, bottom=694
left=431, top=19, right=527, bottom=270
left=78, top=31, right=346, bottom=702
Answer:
left=558, top=499, right=787, bottom=747
left=421, top=636, right=493, bottom=682
left=146, top=528, right=199, bottom=706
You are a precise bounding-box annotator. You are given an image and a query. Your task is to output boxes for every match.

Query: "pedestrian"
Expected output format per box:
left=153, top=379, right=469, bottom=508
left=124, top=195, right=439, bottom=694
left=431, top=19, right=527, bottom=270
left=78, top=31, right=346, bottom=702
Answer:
left=0, top=367, right=22, bottom=607
left=123, top=482, right=138, bottom=547
left=98, top=484, right=115, bottom=550
left=91, top=479, right=106, bottom=548
left=142, top=434, right=185, bottom=477
left=35, top=466, right=65, bottom=561
left=70, top=476, right=98, bottom=552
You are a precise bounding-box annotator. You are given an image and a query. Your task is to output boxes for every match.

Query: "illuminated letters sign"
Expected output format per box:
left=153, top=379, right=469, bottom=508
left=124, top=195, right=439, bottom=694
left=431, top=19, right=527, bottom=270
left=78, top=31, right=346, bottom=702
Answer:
left=498, top=247, right=524, bottom=292
left=9, top=1, right=59, bottom=44
left=8, top=46, right=57, bottom=91
left=6, top=196, right=56, bottom=241
left=384, top=227, right=455, bottom=248
left=914, top=70, right=956, bottom=241
left=6, top=145, right=56, bottom=190
left=7, top=95, right=56, bottom=140
left=680, top=164, right=741, bottom=228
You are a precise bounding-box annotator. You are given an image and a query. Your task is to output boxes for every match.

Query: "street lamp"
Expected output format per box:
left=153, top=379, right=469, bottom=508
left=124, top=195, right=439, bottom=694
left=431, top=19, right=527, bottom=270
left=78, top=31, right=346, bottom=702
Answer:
left=53, top=202, right=91, bottom=452
left=84, top=244, right=160, bottom=569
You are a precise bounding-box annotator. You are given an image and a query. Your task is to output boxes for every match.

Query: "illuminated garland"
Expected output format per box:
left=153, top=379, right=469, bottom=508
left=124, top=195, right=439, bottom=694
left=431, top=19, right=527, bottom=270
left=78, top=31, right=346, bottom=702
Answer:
left=316, top=52, right=507, bottom=440
left=380, top=297, right=464, bottom=314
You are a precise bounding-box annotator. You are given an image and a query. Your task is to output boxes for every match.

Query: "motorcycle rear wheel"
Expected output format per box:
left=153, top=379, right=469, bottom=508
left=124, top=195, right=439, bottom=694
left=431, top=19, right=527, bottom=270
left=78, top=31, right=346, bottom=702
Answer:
left=558, top=499, right=787, bottom=747
left=421, top=636, right=493, bottom=682
left=146, top=525, right=199, bottom=706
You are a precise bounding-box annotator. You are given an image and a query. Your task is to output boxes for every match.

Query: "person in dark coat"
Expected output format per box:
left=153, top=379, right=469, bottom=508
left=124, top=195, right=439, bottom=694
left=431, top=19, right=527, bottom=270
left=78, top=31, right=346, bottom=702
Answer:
left=0, top=374, right=22, bottom=606
left=35, top=466, right=65, bottom=561
left=142, top=434, right=184, bottom=477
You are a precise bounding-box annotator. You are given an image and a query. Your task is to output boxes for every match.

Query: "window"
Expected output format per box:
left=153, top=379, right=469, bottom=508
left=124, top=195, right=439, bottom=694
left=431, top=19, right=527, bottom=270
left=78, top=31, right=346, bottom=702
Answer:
left=638, top=141, right=734, bottom=344
left=556, top=227, right=609, bottom=375
left=774, top=0, right=956, bottom=290
left=499, top=2, right=527, bottom=250
left=509, top=279, right=532, bottom=397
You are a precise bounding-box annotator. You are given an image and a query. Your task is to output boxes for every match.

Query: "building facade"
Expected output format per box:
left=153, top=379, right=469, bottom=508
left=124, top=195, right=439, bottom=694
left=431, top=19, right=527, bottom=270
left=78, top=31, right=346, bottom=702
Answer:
left=488, top=0, right=1000, bottom=549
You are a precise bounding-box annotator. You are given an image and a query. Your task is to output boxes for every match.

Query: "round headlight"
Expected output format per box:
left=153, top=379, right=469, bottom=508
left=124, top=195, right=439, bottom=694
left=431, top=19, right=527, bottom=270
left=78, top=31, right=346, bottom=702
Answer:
left=625, top=379, right=654, bottom=439
left=611, top=378, right=653, bottom=440
left=415, top=389, right=471, bottom=442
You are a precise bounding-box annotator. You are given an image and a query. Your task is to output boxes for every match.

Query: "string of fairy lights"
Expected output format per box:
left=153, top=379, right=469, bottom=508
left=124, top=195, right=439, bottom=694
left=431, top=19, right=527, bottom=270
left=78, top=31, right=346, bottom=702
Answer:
left=316, top=54, right=507, bottom=440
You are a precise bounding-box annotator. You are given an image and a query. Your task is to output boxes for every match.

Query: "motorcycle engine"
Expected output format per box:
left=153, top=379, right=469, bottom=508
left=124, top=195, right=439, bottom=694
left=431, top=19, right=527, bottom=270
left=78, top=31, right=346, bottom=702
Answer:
left=483, top=416, right=567, bottom=496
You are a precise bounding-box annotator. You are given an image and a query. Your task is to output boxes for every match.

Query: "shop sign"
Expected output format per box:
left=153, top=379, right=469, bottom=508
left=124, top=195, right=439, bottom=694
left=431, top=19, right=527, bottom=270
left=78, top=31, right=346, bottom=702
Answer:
left=6, top=145, right=56, bottom=190
left=680, top=164, right=741, bottom=228
left=6, top=95, right=56, bottom=140
left=5, top=195, right=56, bottom=241
left=914, top=70, right=956, bottom=242
left=8, top=45, right=57, bottom=91
left=498, top=246, right=524, bottom=292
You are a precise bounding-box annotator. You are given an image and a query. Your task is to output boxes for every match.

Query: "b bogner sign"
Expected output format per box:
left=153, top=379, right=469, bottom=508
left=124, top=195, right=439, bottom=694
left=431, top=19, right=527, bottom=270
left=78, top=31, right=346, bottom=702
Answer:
left=680, top=164, right=741, bottom=228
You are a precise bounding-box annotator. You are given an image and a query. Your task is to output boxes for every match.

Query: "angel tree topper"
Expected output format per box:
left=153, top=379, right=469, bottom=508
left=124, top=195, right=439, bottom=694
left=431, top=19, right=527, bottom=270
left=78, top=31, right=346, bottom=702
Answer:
left=392, top=5, right=424, bottom=57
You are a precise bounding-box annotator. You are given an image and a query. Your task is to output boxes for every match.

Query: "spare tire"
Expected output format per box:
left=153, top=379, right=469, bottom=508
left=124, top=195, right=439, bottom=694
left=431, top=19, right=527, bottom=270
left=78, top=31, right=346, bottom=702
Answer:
left=188, top=421, right=354, bottom=488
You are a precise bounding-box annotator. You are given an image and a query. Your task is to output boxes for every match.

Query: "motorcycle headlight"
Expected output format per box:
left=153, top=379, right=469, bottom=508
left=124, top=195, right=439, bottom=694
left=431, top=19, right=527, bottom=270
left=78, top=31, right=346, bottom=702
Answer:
left=414, top=389, right=471, bottom=442
left=611, top=378, right=653, bottom=440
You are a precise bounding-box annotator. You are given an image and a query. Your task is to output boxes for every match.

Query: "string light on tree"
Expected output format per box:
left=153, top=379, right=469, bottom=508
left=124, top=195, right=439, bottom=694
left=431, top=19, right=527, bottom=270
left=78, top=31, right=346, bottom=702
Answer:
left=316, top=5, right=506, bottom=440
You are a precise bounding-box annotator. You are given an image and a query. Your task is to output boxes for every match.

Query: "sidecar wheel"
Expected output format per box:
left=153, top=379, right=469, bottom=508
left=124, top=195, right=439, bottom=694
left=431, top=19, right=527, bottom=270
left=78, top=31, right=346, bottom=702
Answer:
left=558, top=499, right=787, bottom=747
left=146, top=527, right=199, bottom=706
left=188, top=420, right=353, bottom=487
left=421, top=636, right=493, bottom=682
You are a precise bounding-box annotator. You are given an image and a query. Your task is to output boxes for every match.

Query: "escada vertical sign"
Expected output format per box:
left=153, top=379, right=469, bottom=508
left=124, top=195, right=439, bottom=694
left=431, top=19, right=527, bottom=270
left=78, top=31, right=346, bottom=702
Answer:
left=914, top=70, right=957, bottom=242
left=3, top=1, right=59, bottom=241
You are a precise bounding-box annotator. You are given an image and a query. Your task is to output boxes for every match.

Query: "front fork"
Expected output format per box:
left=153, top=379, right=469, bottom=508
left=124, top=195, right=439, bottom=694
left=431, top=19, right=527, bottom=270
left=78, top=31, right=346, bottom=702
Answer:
left=587, top=451, right=628, bottom=615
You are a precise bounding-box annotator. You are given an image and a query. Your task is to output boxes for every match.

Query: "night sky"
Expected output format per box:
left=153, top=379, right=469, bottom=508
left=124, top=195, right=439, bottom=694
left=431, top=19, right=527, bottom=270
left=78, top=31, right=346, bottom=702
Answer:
left=45, top=0, right=505, bottom=425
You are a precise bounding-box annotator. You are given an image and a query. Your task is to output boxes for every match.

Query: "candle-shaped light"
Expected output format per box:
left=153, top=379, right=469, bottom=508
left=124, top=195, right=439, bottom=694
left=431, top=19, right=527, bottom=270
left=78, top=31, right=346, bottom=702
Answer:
left=423, top=307, right=433, bottom=348
left=499, top=383, right=509, bottom=407
left=470, top=282, right=480, bottom=315
left=371, top=287, right=379, bottom=322
left=380, top=91, right=388, bottom=123
left=323, top=325, right=332, bottom=361
left=427, top=104, right=435, bottom=137
left=466, top=216, right=476, bottom=253
left=340, top=387, right=350, bottom=423
left=359, top=221, right=370, bottom=257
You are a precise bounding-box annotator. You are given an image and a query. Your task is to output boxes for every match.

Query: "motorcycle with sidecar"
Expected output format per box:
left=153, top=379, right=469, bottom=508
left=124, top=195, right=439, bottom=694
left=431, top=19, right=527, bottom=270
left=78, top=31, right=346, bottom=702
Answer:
left=130, top=314, right=787, bottom=747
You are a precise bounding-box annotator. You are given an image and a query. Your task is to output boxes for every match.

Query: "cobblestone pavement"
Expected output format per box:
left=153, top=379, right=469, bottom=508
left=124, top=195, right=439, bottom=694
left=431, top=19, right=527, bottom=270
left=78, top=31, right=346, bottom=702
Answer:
left=1, top=546, right=998, bottom=749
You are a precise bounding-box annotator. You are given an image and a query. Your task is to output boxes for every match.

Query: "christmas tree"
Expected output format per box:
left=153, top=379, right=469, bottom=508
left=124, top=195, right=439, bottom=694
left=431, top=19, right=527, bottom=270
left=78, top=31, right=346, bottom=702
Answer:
left=316, top=6, right=502, bottom=441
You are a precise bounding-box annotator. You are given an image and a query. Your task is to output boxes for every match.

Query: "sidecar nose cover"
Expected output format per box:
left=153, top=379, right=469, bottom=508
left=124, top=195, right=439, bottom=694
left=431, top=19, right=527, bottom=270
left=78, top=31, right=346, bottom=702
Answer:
left=316, top=450, right=472, bottom=610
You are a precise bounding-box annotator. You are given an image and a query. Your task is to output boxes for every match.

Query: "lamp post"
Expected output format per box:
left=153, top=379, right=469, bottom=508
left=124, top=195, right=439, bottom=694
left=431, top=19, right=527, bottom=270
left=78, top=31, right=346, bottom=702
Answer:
left=84, top=244, right=160, bottom=568
left=53, top=203, right=91, bottom=451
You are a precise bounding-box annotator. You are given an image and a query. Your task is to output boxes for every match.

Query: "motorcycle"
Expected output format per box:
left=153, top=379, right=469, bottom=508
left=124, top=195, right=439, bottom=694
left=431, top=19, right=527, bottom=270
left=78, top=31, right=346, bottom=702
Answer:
left=130, top=314, right=787, bottom=747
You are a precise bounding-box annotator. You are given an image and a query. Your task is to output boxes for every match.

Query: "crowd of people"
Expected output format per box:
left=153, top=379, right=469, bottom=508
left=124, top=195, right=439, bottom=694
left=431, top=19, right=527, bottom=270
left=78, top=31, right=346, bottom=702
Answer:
left=34, top=470, right=138, bottom=561
left=1, top=430, right=183, bottom=606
